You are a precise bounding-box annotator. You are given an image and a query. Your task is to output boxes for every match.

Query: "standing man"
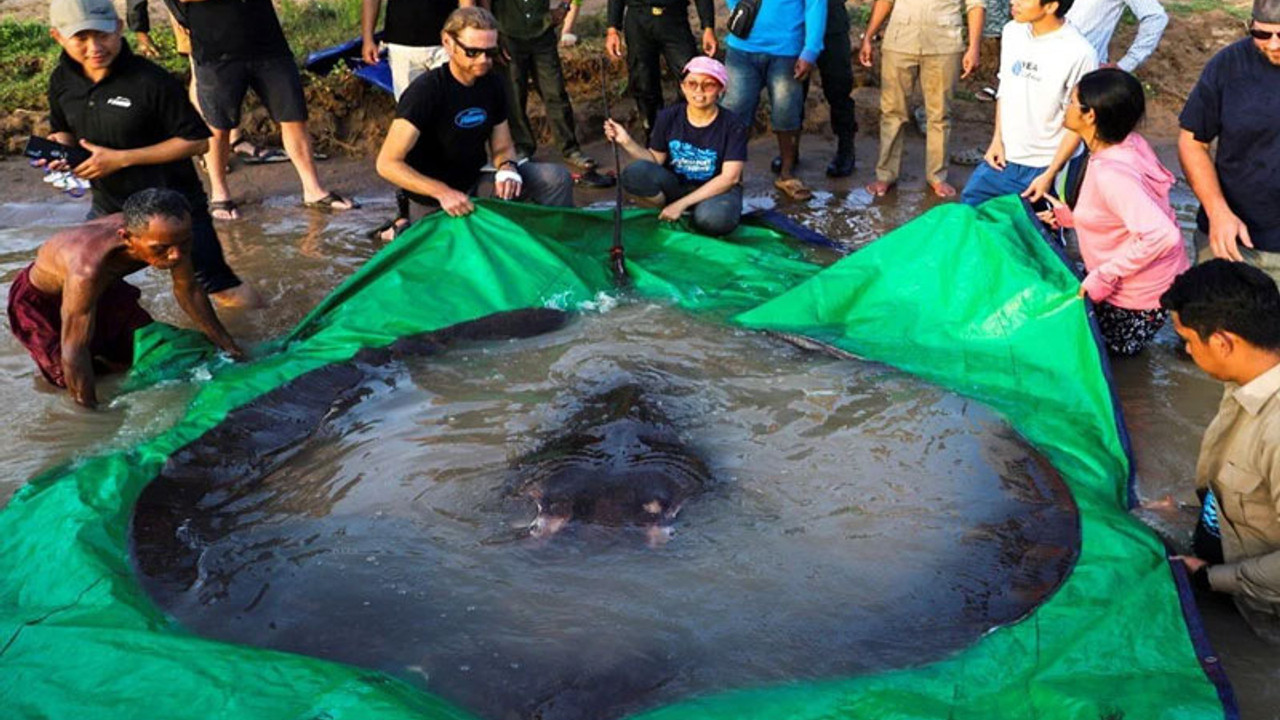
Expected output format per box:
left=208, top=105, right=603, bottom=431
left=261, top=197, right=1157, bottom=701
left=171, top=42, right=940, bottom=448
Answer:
left=722, top=0, right=826, bottom=201
left=6, top=189, right=243, bottom=409
left=180, top=0, right=356, bottom=220
left=373, top=7, right=573, bottom=238
left=1163, top=260, right=1280, bottom=644
left=1066, top=0, right=1167, bottom=71
left=1178, top=0, right=1280, bottom=283
left=361, top=0, right=470, bottom=100
left=860, top=0, right=985, bottom=198
left=490, top=0, right=600, bottom=176
left=606, top=0, right=717, bottom=137
left=45, top=0, right=256, bottom=307
left=960, top=0, right=1096, bottom=206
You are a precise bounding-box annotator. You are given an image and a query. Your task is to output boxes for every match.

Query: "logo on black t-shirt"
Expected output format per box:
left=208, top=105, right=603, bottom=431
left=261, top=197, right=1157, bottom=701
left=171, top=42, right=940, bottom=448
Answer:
left=455, top=108, right=488, bottom=129
left=106, top=96, right=133, bottom=109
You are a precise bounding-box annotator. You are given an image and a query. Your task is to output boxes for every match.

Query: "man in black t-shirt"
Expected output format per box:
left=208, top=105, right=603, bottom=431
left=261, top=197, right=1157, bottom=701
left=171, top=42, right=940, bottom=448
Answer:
left=1178, top=0, right=1280, bottom=283
left=361, top=0, right=472, bottom=100
left=179, top=0, right=356, bottom=221
left=374, top=7, right=573, bottom=239
left=45, top=0, right=257, bottom=307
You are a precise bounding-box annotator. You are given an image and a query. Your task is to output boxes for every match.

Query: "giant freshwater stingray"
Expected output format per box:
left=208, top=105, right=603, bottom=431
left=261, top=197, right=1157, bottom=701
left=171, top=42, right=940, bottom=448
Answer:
left=130, top=308, right=1080, bottom=720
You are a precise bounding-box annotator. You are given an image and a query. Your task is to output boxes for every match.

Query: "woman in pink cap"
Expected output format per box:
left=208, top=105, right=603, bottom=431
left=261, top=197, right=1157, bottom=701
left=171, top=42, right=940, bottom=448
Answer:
left=603, top=57, right=747, bottom=236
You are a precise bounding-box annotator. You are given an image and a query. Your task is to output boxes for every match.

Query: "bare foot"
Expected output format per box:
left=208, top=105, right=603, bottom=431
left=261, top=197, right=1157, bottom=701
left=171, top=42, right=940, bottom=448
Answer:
left=865, top=180, right=895, bottom=197
left=929, top=180, right=958, bottom=198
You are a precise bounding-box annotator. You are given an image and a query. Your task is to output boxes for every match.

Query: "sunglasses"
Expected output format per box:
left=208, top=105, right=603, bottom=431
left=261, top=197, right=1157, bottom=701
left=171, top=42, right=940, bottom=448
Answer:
left=681, top=79, right=722, bottom=93
left=451, top=37, right=501, bottom=59
left=1248, top=24, right=1280, bottom=40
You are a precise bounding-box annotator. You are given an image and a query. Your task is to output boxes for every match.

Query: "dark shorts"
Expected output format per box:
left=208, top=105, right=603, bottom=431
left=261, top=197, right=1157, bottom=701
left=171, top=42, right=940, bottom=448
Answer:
left=194, top=54, right=308, bottom=129
left=87, top=203, right=241, bottom=296
left=6, top=265, right=154, bottom=388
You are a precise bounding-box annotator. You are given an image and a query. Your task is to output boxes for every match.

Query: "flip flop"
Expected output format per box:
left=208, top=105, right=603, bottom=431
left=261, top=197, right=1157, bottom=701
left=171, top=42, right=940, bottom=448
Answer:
left=302, top=192, right=360, bottom=212
left=236, top=145, right=290, bottom=165
left=573, top=168, right=617, bottom=188
left=209, top=199, right=239, bottom=220
left=774, top=177, right=813, bottom=201
left=367, top=216, right=409, bottom=242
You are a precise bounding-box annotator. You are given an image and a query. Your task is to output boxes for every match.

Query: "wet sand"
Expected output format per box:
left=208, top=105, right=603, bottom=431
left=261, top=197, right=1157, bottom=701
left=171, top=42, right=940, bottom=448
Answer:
left=2, top=121, right=1279, bottom=718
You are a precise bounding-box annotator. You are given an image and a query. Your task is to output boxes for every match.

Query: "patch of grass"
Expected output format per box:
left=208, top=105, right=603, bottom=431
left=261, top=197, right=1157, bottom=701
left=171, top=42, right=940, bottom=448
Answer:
left=1166, top=0, right=1251, bottom=21
left=0, top=21, right=64, bottom=110
left=278, top=0, right=365, bottom=60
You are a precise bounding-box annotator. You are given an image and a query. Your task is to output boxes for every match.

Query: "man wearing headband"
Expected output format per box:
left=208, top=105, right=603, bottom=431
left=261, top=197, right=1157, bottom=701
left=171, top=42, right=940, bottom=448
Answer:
left=1178, top=0, right=1280, bottom=284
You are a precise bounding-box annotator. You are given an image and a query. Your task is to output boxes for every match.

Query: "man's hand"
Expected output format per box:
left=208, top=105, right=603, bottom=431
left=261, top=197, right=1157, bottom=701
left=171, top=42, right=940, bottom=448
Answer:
left=858, top=38, right=875, bottom=68
left=1207, top=206, right=1255, bottom=262
left=659, top=201, right=687, bottom=223
left=605, top=28, right=624, bottom=59
left=794, top=58, right=813, bottom=80
left=962, top=45, right=979, bottom=78
left=72, top=140, right=127, bottom=180
left=135, top=32, right=160, bottom=58
left=984, top=137, right=1006, bottom=170
left=603, top=118, right=632, bottom=147
left=494, top=168, right=523, bottom=201
left=702, top=27, right=718, bottom=57
left=438, top=187, right=476, bottom=216
left=1021, top=171, right=1055, bottom=203
left=361, top=36, right=380, bottom=65
left=1173, top=555, right=1209, bottom=575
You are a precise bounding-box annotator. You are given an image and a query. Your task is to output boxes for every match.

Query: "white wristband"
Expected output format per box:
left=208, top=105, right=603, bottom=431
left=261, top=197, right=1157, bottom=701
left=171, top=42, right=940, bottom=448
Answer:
left=495, top=168, right=523, bottom=184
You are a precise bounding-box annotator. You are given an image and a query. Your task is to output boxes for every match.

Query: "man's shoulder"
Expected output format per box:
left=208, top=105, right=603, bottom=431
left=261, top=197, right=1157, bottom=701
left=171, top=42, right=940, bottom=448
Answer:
left=1202, top=38, right=1262, bottom=80
left=1053, top=22, right=1098, bottom=59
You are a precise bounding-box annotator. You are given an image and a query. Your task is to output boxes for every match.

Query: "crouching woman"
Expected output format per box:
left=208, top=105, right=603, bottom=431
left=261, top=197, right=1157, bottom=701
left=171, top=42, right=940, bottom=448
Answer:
left=1038, top=68, right=1190, bottom=356
left=603, top=57, right=747, bottom=237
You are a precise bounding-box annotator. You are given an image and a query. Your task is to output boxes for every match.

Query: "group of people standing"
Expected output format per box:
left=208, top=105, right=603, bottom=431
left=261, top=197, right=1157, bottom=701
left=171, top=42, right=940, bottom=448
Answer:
left=6, top=0, right=1280, bottom=649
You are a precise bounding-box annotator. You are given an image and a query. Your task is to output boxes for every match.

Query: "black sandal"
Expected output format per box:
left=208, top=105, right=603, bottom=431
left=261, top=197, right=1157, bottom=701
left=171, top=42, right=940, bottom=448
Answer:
left=209, top=199, right=239, bottom=220
left=302, top=192, right=360, bottom=212
left=367, top=217, right=409, bottom=242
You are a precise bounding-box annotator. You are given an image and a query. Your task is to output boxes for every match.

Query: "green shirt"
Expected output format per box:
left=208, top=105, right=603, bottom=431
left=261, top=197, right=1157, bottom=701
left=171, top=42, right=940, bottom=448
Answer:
left=493, top=0, right=558, bottom=40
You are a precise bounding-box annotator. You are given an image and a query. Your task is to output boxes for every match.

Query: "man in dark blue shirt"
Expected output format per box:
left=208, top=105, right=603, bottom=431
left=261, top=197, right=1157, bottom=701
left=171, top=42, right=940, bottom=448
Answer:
left=1179, top=0, right=1280, bottom=283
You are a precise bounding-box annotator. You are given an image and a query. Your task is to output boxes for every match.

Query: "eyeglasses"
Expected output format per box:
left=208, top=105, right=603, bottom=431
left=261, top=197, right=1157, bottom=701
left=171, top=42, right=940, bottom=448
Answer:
left=1248, top=24, right=1280, bottom=41
left=681, top=79, right=722, bottom=93
left=451, top=36, right=501, bottom=59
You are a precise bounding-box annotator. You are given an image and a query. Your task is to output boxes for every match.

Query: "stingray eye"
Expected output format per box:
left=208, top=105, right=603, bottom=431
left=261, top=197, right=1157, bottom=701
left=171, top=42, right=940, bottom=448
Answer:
left=642, top=500, right=663, bottom=515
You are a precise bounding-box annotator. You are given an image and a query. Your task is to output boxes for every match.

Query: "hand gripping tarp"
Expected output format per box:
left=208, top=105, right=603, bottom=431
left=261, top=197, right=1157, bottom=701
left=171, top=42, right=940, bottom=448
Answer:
left=0, top=196, right=1233, bottom=719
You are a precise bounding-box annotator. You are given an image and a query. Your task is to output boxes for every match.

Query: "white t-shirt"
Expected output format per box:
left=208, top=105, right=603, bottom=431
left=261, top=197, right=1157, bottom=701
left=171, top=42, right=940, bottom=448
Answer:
left=997, top=21, right=1098, bottom=167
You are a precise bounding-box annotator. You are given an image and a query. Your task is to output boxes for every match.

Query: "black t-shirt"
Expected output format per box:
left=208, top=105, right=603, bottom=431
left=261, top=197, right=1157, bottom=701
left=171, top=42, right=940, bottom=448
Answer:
left=383, top=0, right=458, bottom=47
left=1179, top=39, right=1280, bottom=251
left=647, top=104, right=748, bottom=184
left=397, top=64, right=508, bottom=193
left=47, top=44, right=212, bottom=214
left=181, top=0, right=291, bottom=63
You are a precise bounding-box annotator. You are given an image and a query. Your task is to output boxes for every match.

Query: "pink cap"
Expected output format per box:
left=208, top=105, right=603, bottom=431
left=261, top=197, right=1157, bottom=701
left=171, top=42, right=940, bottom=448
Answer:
left=682, top=56, right=728, bottom=90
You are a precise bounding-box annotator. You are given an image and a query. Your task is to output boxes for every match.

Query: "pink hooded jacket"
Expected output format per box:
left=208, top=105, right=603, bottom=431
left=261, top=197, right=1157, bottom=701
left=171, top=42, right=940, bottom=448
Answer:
left=1053, top=132, right=1190, bottom=309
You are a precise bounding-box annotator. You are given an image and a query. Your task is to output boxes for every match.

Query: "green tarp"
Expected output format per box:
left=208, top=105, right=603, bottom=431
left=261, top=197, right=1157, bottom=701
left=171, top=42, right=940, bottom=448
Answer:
left=0, top=196, right=1228, bottom=719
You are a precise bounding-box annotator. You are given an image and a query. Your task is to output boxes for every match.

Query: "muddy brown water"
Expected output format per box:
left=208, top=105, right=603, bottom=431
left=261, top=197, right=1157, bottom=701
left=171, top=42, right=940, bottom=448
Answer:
left=1, top=174, right=1277, bottom=720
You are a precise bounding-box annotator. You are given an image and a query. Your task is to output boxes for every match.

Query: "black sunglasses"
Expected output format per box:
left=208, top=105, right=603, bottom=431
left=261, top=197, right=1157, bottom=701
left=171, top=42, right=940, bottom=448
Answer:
left=1248, top=24, right=1280, bottom=41
left=451, top=36, right=501, bottom=59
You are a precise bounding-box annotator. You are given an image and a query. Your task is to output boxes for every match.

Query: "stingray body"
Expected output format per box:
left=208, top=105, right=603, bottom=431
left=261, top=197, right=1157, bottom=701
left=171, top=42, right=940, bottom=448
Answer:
left=511, top=383, right=710, bottom=542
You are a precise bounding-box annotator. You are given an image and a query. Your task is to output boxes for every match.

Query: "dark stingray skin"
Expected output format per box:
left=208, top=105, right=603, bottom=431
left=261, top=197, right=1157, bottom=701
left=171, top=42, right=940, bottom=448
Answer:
left=509, top=383, right=711, bottom=540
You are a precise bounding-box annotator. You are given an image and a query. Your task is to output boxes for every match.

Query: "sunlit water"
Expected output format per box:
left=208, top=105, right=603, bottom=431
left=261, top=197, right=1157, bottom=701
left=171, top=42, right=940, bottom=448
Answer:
left=1, top=173, right=1276, bottom=719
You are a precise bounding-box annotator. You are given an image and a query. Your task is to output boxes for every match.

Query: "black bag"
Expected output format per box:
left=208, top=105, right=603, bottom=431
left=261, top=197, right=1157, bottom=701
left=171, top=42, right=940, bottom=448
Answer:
left=726, top=0, right=762, bottom=39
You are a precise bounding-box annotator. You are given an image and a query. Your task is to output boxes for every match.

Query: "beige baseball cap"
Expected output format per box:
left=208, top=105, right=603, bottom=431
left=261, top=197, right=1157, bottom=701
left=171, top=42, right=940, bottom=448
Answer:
left=49, top=0, right=119, bottom=37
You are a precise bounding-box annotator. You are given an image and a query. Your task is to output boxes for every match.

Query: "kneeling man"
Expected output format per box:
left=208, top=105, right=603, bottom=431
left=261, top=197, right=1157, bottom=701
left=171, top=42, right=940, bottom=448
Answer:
left=6, top=189, right=243, bottom=408
left=374, top=6, right=573, bottom=239
left=1163, top=260, right=1280, bottom=643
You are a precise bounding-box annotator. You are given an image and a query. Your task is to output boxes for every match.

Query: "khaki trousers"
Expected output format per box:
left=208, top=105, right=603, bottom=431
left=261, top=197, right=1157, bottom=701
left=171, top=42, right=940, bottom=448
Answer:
left=1195, top=230, right=1280, bottom=288
left=876, top=49, right=962, bottom=185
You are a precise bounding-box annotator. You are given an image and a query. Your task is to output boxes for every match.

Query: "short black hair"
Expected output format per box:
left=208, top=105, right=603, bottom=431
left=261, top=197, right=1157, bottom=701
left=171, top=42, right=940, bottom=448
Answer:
left=1160, top=260, right=1280, bottom=350
left=1047, top=0, right=1075, bottom=18
left=122, top=188, right=191, bottom=234
left=1076, top=68, right=1145, bottom=144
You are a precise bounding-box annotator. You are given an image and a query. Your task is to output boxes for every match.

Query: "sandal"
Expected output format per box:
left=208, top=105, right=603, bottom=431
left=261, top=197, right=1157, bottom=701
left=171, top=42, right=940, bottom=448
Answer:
left=367, top=216, right=409, bottom=242
left=774, top=177, right=813, bottom=201
left=950, top=147, right=986, bottom=167
left=233, top=140, right=290, bottom=165
left=209, top=199, right=240, bottom=221
left=301, top=192, right=360, bottom=212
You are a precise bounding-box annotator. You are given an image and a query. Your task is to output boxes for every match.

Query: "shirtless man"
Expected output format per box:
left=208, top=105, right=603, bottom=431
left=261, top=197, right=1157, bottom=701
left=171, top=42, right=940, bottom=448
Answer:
left=6, top=188, right=243, bottom=408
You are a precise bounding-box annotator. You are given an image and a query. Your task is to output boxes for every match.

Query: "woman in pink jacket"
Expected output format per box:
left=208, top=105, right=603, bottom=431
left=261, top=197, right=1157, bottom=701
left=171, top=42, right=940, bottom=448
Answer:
left=1039, top=68, right=1191, bottom=356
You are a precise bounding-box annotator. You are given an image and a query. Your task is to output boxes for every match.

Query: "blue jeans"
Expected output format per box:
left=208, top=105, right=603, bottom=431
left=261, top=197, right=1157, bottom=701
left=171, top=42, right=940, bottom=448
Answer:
left=621, top=160, right=743, bottom=236
left=960, top=160, right=1044, bottom=206
left=721, top=49, right=804, bottom=132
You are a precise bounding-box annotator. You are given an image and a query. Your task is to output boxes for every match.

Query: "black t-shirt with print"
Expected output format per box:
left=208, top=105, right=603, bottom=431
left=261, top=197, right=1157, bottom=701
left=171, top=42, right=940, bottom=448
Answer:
left=47, top=44, right=212, bottom=213
left=397, top=64, right=508, bottom=193
left=647, top=104, right=749, bottom=185
left=384, top=0, right=458, bottom=47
